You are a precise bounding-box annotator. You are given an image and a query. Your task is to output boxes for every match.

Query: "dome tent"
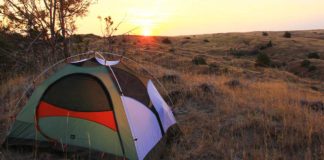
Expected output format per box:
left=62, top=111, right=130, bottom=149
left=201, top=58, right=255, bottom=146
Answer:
left=3, top=52, right=178, bottom=160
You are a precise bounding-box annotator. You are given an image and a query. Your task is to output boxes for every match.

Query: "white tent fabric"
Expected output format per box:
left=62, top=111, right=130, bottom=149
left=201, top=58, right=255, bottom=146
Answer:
left=69, top=57, right=120, bottom=66
left=121, top=96, right=162, bottom=160
left=95, top=57, right=120, bottom=66
left=147, top=80, right=176, bottom=132
left=70, top=58, right=90, bottom=63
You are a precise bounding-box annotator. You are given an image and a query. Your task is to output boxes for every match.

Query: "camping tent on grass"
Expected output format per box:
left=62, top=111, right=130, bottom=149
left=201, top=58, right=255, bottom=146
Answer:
left=3, top=53, right=178, bottom=160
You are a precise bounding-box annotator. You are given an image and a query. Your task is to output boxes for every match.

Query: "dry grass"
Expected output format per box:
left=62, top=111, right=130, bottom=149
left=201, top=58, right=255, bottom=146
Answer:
left=1, top=30, right=324, bottom=159
left=159, top=73, right=324, bottom=159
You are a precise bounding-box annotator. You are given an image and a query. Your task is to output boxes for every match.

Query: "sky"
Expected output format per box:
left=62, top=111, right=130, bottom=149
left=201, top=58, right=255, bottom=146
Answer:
left=76, top=0, right=324, bottom=36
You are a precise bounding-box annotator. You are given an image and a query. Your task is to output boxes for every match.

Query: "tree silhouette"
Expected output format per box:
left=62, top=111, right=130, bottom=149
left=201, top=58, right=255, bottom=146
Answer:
left=1, top=0, right=93, bottom=58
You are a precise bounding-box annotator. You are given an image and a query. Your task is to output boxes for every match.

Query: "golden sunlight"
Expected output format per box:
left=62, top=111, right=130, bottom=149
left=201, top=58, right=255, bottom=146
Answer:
left=76, top=0, right=324, bottom=36
left=142, top=27, right=151, bottom=36
left=133, top=18, right=154, bottom=36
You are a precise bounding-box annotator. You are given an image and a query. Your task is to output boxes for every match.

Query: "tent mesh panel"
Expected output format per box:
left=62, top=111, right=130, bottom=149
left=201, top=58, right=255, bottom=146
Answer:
left=42, top=74, right=112, bottom=111
left=111, top=67, right=150, bottom=106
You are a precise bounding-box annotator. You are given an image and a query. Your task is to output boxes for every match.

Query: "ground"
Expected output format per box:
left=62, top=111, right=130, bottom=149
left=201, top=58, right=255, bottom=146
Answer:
left=1, top=30, right=324, bottom=159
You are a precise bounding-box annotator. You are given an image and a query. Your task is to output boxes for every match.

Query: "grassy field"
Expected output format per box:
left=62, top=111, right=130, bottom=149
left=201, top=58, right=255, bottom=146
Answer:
left=1, top=30, right=324, bottom=159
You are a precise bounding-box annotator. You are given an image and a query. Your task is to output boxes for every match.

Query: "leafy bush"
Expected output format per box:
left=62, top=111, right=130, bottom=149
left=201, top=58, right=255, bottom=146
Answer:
left=256, top=53, right=271, bottom=67
left=301, top=60, right=311, bottom=68
left=262, top=32, right=268, bottom=36
left=162, top=38, right=172, bottom=44
left=283, top=31, right=292, bottom=38
left=192, top=56, right=207, bottom=65
left=307, top=52, right=320, bottom=59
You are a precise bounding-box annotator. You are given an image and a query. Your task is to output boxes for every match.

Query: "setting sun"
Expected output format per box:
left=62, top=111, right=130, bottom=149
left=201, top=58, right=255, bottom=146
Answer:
left=142, top=28, right=151, bottom=36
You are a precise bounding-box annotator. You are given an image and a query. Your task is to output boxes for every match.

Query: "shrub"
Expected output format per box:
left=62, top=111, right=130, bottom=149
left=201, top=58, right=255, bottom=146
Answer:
left=208, top=62, right=220, bottom=72
left=203, top=39, right=210, bottom=43
left=308, top=65, right=317, bottom=72
left=307, top=52, right=320, bottom=59
left=192, top=56, right=207, bottom=65
left=256, top=53, right=271, bottom=67
left=162, top=38, right=172, bottom=44
left=259, top=41, right=272, bottom=50
left=283, top=31, right=292, bottom=38
left=262, top=32, right=268, bottom=36
left=169, top=48, right=175, bottom=52
left=301, top=60, right=311, bottom=68
left=73, top=35, right=84, bottom=43
left=267, top=40, right=273, bottom=48
left=229, top=48, right=260, bottom=57
left=229, top=48, right=243, bottom=57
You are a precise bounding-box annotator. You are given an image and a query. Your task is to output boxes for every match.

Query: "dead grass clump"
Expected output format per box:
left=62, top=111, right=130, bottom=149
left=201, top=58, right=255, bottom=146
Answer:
left=198, top=83, right=216, bottom=94
left=159, top=74, right=181, bottom=83
left=225, top=79, right=241, bottom=88
left=168, top=89, right=194, bottom=108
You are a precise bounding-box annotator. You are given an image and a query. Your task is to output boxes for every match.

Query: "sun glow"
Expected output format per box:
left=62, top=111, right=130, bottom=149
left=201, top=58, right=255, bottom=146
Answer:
left=142, top=28, right=151, bottom=36
left=77, top=0, right=324, bottom=36
left=132, top=18, right=154, bottom=36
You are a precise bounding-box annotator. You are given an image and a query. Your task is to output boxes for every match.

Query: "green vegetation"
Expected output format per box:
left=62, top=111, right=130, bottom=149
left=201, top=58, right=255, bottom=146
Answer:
left=192, top=56, right=207, bottom=65
left=256, top=53, right=271, bottom=67
left=307, top=52, right=320, bottom=59
left=283, top=31, right=292, bottom=38
left=260, top=40, right=273, bottom=50
left=301, top=59, right=311, bottom=68
left=229, top=48, right=259, bottom=57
